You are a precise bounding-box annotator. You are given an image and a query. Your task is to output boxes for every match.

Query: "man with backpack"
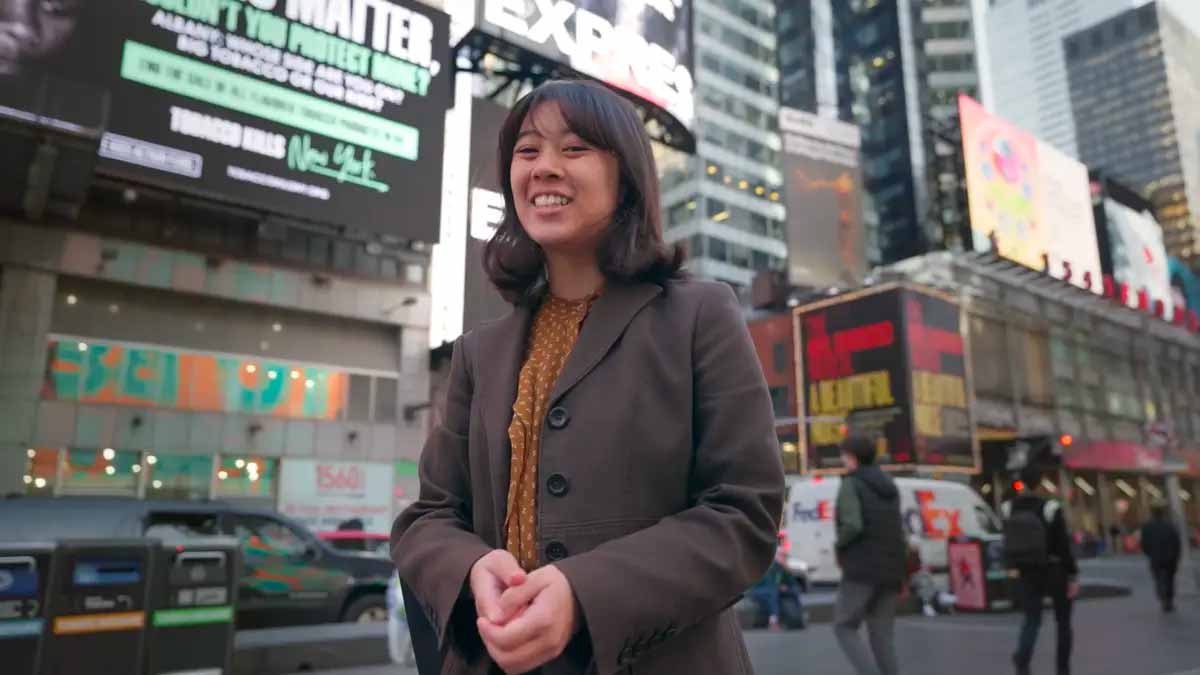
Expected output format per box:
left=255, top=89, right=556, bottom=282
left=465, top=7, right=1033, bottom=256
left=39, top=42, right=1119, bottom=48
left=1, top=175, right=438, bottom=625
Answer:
left=1002, top=463, right=1078, bottom=675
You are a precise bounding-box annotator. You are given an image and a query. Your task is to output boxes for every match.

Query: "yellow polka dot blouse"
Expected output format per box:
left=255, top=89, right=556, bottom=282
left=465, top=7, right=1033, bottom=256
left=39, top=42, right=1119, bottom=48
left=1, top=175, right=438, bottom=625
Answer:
left=504, top=292, right=598, bottom=571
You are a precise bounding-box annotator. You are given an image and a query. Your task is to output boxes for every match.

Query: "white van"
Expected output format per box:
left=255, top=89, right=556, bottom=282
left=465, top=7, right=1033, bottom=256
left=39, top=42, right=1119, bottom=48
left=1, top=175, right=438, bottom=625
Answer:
left=782, top=475, right=1002, bottom=584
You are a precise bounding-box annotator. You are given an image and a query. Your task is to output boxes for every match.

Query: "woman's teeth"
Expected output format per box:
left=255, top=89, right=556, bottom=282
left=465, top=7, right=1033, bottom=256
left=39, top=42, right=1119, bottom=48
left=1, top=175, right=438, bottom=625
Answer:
left=533, top=195, right=570, bottom=207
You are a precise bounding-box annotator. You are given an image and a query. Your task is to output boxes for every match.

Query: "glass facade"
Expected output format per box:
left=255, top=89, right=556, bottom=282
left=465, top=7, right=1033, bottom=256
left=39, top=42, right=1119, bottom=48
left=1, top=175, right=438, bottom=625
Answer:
left=1065, top=3, right=1198, bottom=264
left=662, top=0, right=785, bottom=294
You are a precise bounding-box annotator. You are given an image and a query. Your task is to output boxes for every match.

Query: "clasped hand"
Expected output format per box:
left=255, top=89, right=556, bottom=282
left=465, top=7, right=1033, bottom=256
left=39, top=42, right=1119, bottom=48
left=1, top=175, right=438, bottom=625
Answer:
left=469, top=549, right=580, bottom=674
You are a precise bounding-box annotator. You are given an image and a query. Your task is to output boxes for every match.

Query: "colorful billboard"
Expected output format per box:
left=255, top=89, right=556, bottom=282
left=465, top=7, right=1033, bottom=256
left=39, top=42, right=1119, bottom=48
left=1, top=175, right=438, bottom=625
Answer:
left=474, top=0, right=694, bottom=135
left=794, top=284, right=976, bottom=473
left=778, top=107, right=866, bottom=289
left=959, top=95, right=1101, bottom=293
left=44, top=339, right=347, bottom=419
left=0, top=0, right=452, bottom=240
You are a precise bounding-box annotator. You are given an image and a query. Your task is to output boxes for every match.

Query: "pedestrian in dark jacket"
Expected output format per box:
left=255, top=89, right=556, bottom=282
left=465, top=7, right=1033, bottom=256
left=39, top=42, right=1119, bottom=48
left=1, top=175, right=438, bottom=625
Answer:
left=1141, top=503, right=1182, bottom=613
left=1002, top=464, right=1078, bottom=675
left=833, top=435, right=906, bottom=675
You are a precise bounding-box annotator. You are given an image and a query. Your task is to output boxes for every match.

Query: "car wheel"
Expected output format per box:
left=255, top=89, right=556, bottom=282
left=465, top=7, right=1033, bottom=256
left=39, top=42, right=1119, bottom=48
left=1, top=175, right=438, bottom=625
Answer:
left=343, top=594, right=388, bottom=623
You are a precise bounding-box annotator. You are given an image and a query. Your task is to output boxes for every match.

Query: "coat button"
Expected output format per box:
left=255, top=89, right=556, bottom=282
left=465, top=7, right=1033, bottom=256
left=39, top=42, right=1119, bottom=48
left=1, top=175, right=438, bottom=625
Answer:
left=546, top=473, right=569, bottom=497
left=547, top=406, right=570, bottom=429
left=545, top=541, right=568, bottom=561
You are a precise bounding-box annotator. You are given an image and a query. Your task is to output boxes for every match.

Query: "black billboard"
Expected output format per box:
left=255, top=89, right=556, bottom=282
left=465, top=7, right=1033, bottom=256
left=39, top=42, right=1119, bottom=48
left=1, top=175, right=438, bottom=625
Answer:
left=463, top=96, right=511, bottom=331
left=474, top=0, right=693, bottom=137
left=0, top=0, right=452, bottom=241
left=795, top=285, right=976, bottom=473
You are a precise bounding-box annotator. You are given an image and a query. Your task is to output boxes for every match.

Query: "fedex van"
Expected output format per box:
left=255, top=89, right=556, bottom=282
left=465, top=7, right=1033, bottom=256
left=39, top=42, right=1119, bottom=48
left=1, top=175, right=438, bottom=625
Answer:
left=782, top=475, right=1001, bottom=584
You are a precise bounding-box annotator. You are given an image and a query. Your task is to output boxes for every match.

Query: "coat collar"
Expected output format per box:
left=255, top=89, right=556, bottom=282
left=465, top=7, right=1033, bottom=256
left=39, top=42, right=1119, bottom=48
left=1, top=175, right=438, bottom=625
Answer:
left=474, top=280, right=664, bottom=540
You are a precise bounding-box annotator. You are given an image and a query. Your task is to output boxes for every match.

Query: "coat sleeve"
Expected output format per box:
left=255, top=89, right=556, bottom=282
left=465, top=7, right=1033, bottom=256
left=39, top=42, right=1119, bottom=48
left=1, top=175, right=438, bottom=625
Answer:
left=553, top=283, right=786, bottom=675
left=391, top=334, right=493, bottom=656
left=835, top=477, right=864, bottom=551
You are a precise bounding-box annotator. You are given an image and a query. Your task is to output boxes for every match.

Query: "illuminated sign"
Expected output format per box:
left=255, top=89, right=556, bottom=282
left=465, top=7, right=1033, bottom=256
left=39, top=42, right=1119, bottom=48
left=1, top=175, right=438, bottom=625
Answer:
left=0, top=0, right=452, bottom=240
left=794, top=285, right=977, bottom=473
left=958, top=95, right=1101, bottom=294
left=476, top=0, right=694, bottom=133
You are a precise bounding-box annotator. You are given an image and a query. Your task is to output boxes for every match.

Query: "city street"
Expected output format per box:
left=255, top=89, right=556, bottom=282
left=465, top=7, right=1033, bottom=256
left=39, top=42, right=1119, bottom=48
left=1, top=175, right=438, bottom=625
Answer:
left=305, top=559, right=1200, bottom=675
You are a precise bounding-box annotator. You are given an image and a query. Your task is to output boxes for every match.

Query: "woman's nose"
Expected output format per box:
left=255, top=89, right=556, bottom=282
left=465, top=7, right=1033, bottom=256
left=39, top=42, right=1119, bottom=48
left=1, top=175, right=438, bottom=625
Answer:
left=531, top=153, right=563, bottom=181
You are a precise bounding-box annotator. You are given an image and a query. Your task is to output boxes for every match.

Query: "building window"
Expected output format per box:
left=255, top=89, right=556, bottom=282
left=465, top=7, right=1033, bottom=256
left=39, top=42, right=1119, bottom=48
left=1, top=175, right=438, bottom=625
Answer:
left=215, top=456, right=276, bottom=500
left=374, top=377, right=398, bottom=424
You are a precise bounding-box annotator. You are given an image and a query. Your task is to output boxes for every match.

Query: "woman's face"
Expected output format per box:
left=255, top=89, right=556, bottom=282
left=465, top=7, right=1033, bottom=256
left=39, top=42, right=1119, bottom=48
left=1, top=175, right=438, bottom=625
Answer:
left=0, top=0, right=84, bottom=76
left=510, top=102, right=620, bottom=259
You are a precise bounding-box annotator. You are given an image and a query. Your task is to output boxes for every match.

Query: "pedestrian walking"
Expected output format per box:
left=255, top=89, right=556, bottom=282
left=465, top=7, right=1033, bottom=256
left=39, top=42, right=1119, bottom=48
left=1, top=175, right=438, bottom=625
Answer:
left=391, top=79, right=785, bottom=675
left=833, top=435, right=907, bottom=675
left=1002, top=463, right=1078, bottom=675
left=1140, top=502, right=1182, bottom=613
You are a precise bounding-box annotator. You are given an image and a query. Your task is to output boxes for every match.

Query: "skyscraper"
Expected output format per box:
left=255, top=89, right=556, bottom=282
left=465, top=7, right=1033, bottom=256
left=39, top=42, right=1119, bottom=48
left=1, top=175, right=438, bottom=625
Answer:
left=984, top=0, right=1147, bottom=158
left=1065, top=2, right=1200, bottom=266
left=806, top=0, right=984, bottom=265
left=660, top=0, right=787, bottom=295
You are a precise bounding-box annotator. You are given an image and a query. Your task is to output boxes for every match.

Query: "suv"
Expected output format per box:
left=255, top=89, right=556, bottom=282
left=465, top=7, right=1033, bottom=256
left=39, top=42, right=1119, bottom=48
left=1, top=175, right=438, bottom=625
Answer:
left=0, top=497, right=393, bottom=628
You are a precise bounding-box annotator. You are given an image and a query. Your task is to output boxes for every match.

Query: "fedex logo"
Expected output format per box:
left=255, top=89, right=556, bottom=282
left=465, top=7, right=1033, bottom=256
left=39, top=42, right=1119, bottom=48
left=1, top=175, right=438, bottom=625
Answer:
left=792, top=500, right=833, bottom=523
left=903, top=490, right=962, bottom=539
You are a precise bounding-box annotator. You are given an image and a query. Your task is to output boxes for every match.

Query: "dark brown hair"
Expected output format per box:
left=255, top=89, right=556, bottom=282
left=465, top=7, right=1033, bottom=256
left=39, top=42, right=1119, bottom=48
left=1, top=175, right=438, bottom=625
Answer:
left=483, top=79, right=684, bottom=305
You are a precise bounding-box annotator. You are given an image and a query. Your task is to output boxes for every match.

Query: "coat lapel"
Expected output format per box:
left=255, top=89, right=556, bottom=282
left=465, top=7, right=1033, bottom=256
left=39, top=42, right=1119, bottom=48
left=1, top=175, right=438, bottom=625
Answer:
left=475, top=304, right=532, bottom=545
left=548, top=281, right=663, bottom=407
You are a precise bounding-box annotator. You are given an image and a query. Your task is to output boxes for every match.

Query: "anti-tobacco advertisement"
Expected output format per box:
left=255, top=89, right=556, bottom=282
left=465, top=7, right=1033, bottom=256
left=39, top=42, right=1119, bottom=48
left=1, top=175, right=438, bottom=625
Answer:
left=0, top=0, right=452, bottom=240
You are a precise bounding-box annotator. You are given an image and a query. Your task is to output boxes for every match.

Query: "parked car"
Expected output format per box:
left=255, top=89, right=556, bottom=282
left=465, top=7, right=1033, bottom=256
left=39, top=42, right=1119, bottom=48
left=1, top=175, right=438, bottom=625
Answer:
left=318, top=530, right=390, bottom=558
left=0, top=497, right=393, bottom=628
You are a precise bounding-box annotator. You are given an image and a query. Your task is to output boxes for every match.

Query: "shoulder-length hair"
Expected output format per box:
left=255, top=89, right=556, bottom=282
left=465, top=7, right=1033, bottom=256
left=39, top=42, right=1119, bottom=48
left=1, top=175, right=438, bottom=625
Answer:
left=483, top=79, right=685, bottom=305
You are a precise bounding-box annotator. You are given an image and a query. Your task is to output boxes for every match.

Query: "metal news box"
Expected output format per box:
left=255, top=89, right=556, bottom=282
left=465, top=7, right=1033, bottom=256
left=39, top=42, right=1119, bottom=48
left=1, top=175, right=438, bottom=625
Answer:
left=40, top=539, right=153, bottom=675
left=0, top=542, right=56, bottom=675
left=145, top=538, right=240, bottom=675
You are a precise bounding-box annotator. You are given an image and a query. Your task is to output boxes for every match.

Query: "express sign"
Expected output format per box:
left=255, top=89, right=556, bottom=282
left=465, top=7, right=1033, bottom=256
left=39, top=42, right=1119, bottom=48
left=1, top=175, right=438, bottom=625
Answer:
left=477, top=0, right=694, bottom=134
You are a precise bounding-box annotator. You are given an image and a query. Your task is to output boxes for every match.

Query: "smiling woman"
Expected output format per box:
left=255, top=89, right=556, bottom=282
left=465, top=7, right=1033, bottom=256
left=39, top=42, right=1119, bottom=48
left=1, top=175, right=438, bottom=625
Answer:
left=483, top=79, right=684, bottom=304
left=394, top=79, right=784, bottom=675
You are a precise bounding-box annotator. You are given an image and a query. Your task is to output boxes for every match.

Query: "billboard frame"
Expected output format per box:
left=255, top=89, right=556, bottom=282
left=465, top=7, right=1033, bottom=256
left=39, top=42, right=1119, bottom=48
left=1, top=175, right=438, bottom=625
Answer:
left=792, top=281, right=980, bottom=476
left=455, top=14, right=695, bottom=153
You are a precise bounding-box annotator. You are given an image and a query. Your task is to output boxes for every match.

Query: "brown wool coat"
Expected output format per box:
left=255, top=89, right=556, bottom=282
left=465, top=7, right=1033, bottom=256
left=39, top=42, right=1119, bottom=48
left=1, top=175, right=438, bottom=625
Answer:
left=392, top=278, right=785, bottom=675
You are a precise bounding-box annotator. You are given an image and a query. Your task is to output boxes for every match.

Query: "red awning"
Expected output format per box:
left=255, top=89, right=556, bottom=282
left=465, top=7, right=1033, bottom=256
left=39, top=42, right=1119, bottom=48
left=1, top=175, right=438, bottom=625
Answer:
left=1063, top=441, right=1163, bottom=472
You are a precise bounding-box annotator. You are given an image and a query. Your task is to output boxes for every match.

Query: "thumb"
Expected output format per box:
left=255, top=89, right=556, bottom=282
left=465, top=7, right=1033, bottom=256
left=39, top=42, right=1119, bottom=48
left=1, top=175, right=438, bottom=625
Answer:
left=488, top=550, right=528, bottom=589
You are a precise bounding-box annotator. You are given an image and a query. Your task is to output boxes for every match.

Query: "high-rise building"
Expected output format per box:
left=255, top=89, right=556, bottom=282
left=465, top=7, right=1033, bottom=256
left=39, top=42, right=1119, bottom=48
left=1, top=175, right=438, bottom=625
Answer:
left=1065, top=2, right=1200, bottom=266
left=660, top=0, right=787, bottom=295
left=790, top=0, right=984, bottom=266
left=984, top=0, right=1147, bottom=158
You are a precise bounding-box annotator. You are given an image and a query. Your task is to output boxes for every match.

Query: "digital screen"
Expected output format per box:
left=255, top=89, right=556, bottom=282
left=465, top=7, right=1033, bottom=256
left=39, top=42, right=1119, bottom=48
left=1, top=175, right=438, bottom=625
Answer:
left=798, top=287, right=912, bottom=471
left=1103, top=199, right=1173, bottom=316
left=0, top=0, right=452, bottom=241
left=778, top=107, right=866, bottom=289
left=904, top=289, right=973, bottom=469
left=476, top=0, right=693, bottom=134
left=463, top=97, right=512, bottom=332
left=797, top=286, right=976, bottom=472
left=959, top=95, right=1101, bottom=293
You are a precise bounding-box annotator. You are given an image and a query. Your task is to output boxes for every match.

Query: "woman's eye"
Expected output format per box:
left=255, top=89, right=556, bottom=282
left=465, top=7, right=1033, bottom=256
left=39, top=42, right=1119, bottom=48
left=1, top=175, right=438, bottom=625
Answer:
left=564, top=145, right=590, bottom=153
left=515, top=147, right=537, bottom=156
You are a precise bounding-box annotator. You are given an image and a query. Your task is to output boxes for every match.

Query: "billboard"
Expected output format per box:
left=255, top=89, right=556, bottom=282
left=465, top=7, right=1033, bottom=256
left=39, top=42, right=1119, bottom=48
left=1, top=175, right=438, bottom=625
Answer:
left=1102, top=198, right=1173, bottom=317
left=0, top=0, right=452, bottom=240
left=463, top=97, right=513, bottom=331
left=279, top=459, right=394, bottom=533
left=959, top=95, right=1101, bottom=293
left=778, top=107, right=866, bottom=289
left=475, top=0, right=693, bottom=134
left=794, top=284, right=976, bottom=473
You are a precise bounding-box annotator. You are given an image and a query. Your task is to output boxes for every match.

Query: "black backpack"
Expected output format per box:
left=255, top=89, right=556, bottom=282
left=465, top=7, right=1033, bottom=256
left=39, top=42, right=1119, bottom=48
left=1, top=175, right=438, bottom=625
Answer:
left=1002, top=500, right=1058, bottom=567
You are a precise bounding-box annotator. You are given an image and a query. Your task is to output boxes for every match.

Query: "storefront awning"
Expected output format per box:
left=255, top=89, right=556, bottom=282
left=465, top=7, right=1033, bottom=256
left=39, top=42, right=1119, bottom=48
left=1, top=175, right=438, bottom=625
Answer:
left=1064, top=441, right=1163, bottom=473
